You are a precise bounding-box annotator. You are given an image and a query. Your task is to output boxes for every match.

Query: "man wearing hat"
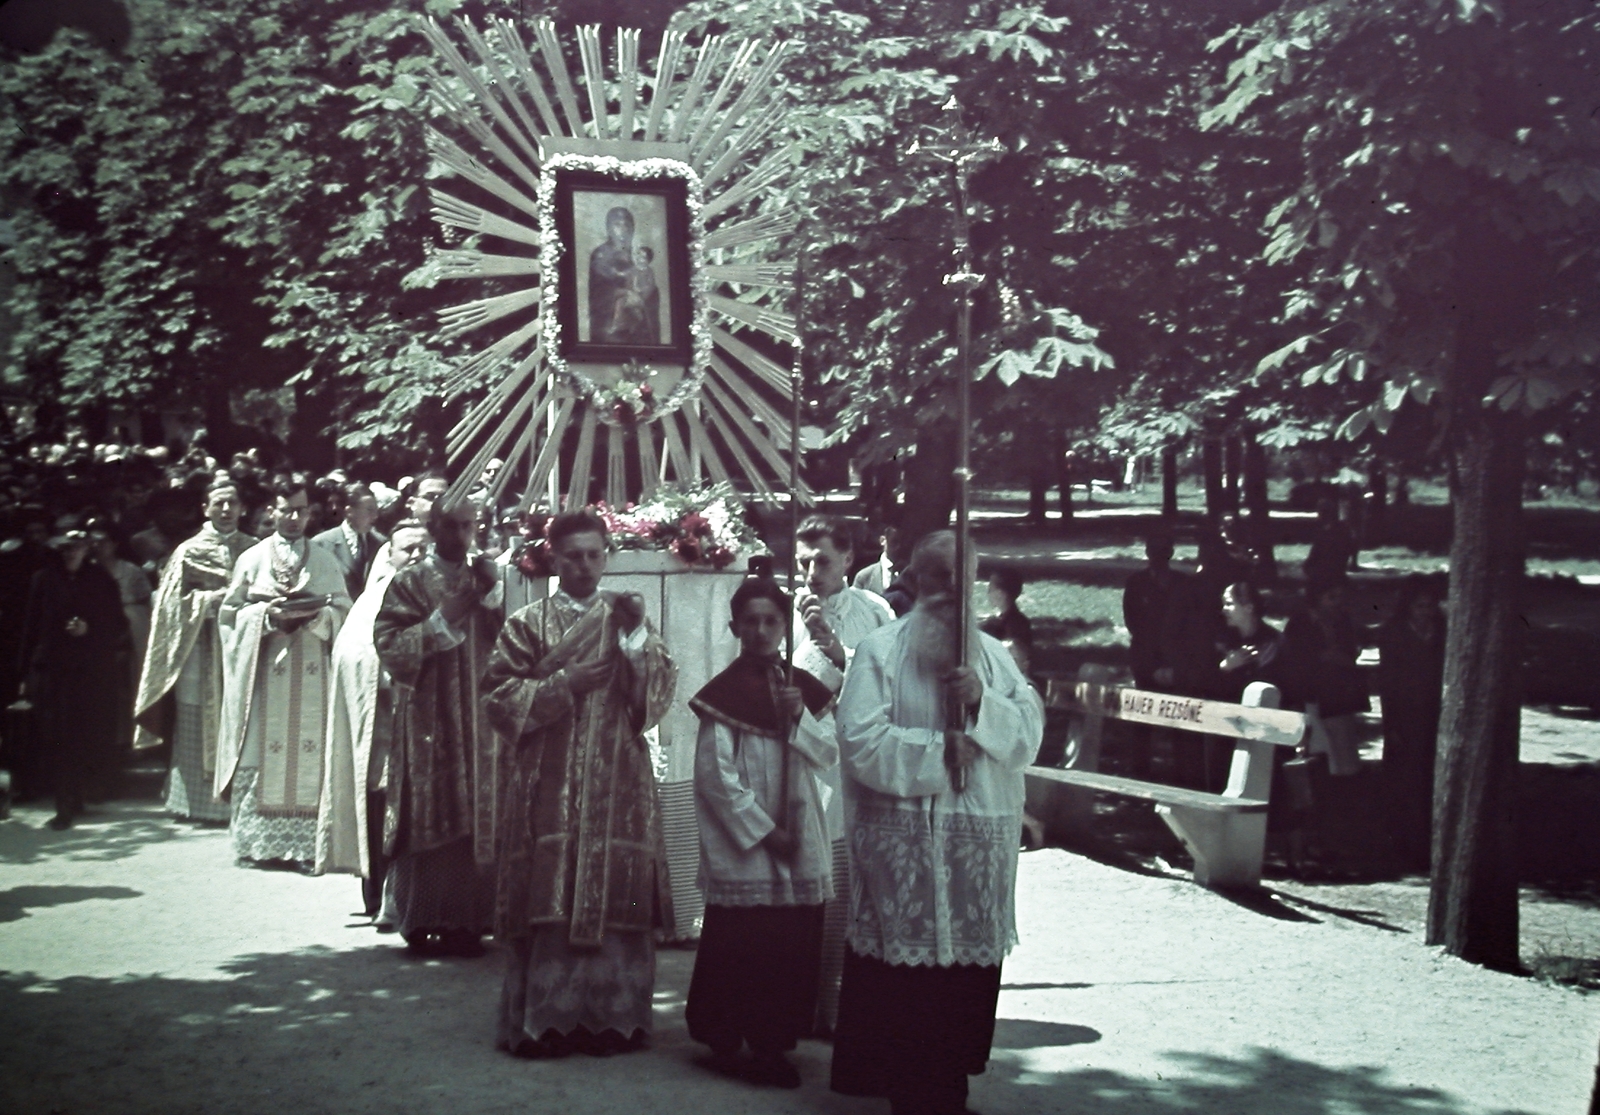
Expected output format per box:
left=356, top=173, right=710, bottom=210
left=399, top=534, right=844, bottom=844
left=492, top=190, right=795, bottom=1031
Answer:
left=15, top=518, right=131, bottom=829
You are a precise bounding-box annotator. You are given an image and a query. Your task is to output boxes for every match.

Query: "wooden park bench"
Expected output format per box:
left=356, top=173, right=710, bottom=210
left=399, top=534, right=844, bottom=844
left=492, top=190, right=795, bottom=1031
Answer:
left=1025, top=664, right=1307, bottom=891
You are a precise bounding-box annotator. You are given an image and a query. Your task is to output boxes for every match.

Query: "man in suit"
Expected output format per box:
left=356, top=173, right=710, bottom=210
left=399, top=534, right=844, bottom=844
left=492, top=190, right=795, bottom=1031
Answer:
left=313, top=483, right=386, bottom=602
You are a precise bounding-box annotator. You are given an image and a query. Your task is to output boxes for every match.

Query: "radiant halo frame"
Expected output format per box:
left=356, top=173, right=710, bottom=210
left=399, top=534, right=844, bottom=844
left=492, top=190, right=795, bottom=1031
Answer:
left=418, top=17, right=808, bottom=512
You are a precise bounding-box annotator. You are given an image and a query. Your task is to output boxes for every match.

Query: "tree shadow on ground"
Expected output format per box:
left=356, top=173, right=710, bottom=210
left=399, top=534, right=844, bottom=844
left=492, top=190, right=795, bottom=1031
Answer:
left=0, top=803, right=182, bottom=866
left=0, top=946, right=1547, bottom=1115
left=980, top=1045, right=1545, bottom=1115
left=0, top=883, right=141, bottom=923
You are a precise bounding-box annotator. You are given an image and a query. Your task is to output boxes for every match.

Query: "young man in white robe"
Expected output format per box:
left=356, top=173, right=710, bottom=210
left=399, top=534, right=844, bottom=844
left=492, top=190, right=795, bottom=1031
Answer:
left=686, top=576, right=836, bottom=1089
left=134, top=479, right=254, bottom=823
left=216, top=475, right=351, bottom=867
left=790, top=513, right=893, bottom=1035
left=830, top=530, right=1044, bottom=1115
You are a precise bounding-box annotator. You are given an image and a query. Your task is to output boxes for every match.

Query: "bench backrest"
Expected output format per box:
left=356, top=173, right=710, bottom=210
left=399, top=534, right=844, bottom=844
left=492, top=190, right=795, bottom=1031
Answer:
left=1046, top=676, right=1306, bottom=747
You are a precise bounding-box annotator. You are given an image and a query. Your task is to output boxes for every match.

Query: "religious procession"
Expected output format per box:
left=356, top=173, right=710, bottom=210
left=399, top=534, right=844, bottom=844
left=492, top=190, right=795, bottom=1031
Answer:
left=2, top=3, right=1598, bottom=1114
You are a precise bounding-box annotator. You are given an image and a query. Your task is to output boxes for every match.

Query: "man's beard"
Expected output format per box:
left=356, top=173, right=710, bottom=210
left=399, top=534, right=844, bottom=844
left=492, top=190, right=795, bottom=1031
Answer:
left=904, top=596, right=981, bottom=680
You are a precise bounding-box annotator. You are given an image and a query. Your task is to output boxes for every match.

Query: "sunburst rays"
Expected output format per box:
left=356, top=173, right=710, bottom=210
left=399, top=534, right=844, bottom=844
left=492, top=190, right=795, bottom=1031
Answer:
left=417, top=17, right=806, bottom=512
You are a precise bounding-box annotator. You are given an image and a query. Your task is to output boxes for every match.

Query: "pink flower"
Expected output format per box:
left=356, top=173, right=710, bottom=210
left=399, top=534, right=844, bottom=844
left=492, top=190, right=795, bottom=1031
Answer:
left=680, top=512, right=709, bottom=534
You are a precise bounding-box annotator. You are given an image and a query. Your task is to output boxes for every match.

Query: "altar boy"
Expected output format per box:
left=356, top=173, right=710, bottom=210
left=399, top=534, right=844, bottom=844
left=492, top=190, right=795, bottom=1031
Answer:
left=686, top=577, right=836, bottom=1088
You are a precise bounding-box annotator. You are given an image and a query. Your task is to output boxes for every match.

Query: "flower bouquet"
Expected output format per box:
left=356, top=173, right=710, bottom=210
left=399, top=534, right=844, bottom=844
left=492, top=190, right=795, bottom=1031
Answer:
left=593, top=483, right=756, bottom=570
left=595, top=360, right=657, bottom=426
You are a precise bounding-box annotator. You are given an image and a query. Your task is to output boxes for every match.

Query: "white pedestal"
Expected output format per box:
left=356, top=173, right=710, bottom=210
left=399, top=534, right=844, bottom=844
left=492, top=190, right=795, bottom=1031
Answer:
left=602, top=548, right=748, bottom=938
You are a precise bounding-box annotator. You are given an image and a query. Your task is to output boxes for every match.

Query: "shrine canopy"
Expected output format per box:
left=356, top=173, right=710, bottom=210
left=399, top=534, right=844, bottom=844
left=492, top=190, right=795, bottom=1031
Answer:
left=417, top=17, right=808, bottom=514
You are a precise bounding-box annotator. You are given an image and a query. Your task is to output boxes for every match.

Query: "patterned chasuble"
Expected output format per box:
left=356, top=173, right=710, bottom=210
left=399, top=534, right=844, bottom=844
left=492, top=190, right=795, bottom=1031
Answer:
left=372, top=555, right=504, bottom=864
left=483, top=592, right=677, bottom=947
left=216, top=536, right=350, bottom=815
left=134, top=523, right=256, bottom=771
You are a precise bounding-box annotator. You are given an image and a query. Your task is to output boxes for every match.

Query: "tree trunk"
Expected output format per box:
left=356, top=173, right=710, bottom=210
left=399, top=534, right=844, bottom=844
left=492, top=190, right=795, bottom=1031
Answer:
left=1425, top=401, right=1525, bottom=972
left=1223, top=436, right=1242, bottom=515
left=1243, top=436, right=1270, bottom=520
left=1056, top=430, right=1073, bottom=521
left=1202, top=438, right=1224, bottom=520
left=1162, top=446, right=1179, bottom=518
left=1027, top=462, right=1048, bottom=523
left=902, top=426, right=957, bottom=543
left=1423, top=214, right=1542, bottom=973
left=1365, top=463, right=1387, bottom=544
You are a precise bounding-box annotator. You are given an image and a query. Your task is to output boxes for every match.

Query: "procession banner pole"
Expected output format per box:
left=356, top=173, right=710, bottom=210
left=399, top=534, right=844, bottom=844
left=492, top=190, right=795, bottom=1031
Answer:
left=779, top=338, right=802, bottom=837
left=912, top=96, right=999, bottom=795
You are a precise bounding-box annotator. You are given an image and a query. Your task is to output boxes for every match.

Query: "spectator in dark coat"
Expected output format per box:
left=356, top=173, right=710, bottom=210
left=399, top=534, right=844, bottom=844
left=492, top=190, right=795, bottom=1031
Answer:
left=981, top=568, right=1034, bottom=675
left=1304, top=498, right=1358, bottom=584
left=1377, top=578, right=1446, bottom=872
left=1122, top=532, right=1186, bottom=691
left=17, top=521, right=131, bottom=828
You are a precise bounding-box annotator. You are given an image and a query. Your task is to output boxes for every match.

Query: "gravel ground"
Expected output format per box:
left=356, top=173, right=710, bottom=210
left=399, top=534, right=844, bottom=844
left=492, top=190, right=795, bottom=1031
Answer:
left=2, top=797, right=1596, bottom=1115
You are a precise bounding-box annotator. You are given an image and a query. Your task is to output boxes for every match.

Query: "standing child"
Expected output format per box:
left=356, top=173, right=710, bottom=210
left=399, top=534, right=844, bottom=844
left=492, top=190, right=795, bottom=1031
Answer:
left=686, top=577, right=836, bottom=1088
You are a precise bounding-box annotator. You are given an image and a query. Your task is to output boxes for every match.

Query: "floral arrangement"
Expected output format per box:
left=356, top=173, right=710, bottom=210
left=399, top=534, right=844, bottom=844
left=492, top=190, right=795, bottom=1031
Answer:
left=508, top=485, right=755, bottom=574
left=538, top=154, right=710, bottom=427
left=594, top=483, right=756, bottom=570
left=595, top=360, right=658, bottom=425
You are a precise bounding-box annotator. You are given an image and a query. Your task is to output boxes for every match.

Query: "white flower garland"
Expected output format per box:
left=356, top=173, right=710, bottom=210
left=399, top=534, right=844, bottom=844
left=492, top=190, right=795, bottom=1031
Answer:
left=538, top=154, right=710, bottom=428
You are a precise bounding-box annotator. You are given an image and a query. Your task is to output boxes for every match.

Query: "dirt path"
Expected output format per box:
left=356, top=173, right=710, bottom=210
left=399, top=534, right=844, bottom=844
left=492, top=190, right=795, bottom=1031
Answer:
left=2, top=800, right=1595, bottom=1115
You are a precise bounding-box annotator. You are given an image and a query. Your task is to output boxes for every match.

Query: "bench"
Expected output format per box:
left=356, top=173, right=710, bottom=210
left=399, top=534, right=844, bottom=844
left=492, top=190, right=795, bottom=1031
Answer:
left=1025, top=664, right=1306, bottom=890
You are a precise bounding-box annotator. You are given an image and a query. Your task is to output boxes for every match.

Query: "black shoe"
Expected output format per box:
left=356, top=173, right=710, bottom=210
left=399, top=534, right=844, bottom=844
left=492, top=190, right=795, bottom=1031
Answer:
left=693, top=1049, right=746, bottom=1079
left=47, top=813, right=72, bottom=831
left=405, top=931, right=448, bottom=957
left=510, top=1034, right=570, bottom=1059
left=446, top=930, right=486, bottom=958
left=745, top=1053, right=802, bottom=1089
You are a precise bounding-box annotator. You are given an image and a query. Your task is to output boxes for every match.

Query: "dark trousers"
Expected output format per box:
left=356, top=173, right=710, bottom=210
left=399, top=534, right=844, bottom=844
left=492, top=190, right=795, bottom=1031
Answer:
left=686, top=903, right=825, bottom=1056
left=831, top=948, right=1002, bottom=1115
left=363, top=790, right=389, bottom=916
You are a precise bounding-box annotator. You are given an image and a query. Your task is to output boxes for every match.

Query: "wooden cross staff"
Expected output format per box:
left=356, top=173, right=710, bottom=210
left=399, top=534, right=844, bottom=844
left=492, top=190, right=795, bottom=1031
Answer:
left=910, top=97, right=1002, bottom=793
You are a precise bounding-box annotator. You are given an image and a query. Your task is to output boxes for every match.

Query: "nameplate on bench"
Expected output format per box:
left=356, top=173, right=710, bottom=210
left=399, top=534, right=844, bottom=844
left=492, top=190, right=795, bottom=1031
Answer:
left=1045, top=681, right=1305, bottom=747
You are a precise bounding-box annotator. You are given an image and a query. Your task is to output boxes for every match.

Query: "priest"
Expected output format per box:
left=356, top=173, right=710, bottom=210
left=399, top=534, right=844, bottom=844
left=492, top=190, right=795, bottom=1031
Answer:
left=830, top=530, right=1043, bottom=1115
left=484, top=509, right=676, bottom=1058
left=134, top=479, right=255, bottom=823
left=372, top=501, right=504, bottom=956
left=790, top=513, right=893, bottom=1035
left=315, top=518, right=431, bottom=915
left=216, top=474, right=351, bottom=867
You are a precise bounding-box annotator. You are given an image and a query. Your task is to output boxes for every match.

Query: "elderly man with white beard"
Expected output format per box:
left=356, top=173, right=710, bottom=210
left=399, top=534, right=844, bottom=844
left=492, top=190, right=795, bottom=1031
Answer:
left=829, top=530, right=1044, bottom=1115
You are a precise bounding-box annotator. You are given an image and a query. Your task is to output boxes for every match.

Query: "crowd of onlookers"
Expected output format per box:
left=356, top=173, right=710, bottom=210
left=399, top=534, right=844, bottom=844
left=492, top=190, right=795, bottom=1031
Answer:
left=1119, top=502, right=1447, bottom=875
left=0, top=437, right=507, bottom=817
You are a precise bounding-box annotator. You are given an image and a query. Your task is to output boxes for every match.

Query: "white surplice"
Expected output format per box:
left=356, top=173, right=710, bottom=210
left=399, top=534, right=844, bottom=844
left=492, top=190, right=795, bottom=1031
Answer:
left=791, top=586, right=894, bottom=695
left=693, top=706, right=837, bottom=907
left=836, top=618, right=1044, bottom=968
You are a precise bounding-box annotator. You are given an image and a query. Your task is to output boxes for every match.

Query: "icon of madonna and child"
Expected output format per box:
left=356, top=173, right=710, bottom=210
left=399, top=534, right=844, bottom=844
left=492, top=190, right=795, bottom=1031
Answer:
left=585, top=203, right=666, bottom=346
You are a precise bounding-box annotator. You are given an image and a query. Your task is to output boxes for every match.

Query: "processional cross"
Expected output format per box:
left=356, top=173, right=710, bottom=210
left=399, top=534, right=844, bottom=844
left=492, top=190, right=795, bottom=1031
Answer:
left=908, top=96, right=1003, bottom=792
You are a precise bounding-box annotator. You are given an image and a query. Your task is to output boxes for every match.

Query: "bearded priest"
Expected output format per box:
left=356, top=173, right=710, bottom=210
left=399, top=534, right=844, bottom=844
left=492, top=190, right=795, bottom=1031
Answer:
left=484, top=509, right=677, bottom=1058
left=829, top=530, right=1043, bottom=1115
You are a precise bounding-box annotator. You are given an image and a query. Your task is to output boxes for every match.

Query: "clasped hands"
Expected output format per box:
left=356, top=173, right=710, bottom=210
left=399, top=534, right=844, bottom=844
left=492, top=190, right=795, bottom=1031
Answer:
left=565, top=593, right=648, bottom=696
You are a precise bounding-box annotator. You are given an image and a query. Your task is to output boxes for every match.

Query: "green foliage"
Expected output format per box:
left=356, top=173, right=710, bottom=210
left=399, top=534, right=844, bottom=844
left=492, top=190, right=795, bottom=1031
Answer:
left=1203, top=0, right=1600, bottom=446
left=0, top=0, right=550, bottom=464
